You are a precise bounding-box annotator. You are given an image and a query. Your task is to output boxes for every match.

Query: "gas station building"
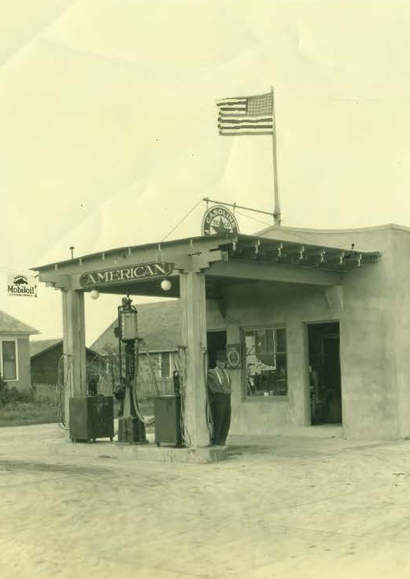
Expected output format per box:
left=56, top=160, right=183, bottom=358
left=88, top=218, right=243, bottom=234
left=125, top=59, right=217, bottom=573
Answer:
left=33, top=222, right=410, bottom=444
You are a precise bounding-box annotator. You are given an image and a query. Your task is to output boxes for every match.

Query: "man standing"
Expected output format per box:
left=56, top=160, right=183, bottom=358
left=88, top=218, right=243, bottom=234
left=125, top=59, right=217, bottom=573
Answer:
left=207, top=350, right=231, bottom=446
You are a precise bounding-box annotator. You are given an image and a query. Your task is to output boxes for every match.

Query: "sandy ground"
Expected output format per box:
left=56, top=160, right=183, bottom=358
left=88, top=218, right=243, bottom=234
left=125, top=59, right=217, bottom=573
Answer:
left=0, top=424, right=410, bottom=578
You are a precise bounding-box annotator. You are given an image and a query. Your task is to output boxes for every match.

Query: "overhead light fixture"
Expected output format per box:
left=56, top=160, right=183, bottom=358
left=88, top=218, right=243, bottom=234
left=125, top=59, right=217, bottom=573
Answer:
left=90, top=289, right=100, bottom=300
left=161, top=279, right=172, bottom=291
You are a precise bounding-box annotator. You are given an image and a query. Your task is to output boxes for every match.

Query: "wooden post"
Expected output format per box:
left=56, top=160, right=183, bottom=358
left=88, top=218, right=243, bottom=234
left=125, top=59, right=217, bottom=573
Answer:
left=179, top=270, right=210, bottom=447
left=61, top=289, right=87, bottom=428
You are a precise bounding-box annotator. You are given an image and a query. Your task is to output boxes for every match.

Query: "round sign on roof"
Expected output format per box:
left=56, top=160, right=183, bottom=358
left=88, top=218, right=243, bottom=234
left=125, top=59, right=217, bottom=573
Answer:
left=201, top=205, right=239, bottom=237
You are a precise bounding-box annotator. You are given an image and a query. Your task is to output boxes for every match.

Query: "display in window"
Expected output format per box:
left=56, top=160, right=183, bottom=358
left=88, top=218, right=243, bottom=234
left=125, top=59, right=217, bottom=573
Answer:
left=244, top=329, right=287, bottom=396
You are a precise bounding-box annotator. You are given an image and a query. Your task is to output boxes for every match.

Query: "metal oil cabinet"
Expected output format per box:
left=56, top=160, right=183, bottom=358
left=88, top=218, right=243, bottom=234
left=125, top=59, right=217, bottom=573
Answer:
left=154, top=394, right=183, bottom=447
left=69, top=395, right=114, bottom=442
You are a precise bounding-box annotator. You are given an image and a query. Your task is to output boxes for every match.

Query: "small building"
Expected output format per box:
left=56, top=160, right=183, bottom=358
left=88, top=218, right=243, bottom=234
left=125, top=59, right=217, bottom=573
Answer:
left=35, top=223, right=410, bottom=443
left=30, top=339, right=103, bottom=388
left=0, top=310, right=39, bottom=390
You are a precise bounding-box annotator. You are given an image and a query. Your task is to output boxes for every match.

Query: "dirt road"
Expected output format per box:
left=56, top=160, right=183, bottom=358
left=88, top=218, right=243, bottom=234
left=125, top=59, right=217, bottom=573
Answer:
left=0, top=424, right=409, bottom=578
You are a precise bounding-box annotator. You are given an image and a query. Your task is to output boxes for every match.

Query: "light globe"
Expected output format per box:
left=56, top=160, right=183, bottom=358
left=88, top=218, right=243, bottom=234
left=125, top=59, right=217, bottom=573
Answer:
left=161, top=279, right=172, bottom=291
left=90, top=289, right=100, bottom=300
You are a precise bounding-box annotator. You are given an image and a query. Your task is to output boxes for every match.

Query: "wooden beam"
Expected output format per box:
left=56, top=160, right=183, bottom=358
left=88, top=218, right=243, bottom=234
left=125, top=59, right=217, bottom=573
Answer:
left=62, top=290, right=87, bottom=429
left=34, top=236, right=233, bottom=275
left=179, top=271, right=210, bottom=448
left=207, top=259, right=342, bottom=286
left=39, top=273, right=72, bottom=290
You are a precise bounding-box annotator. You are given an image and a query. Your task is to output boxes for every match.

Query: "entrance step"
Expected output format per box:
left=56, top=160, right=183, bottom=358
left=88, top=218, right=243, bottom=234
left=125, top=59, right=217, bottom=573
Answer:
left=45, top=434, right=228, bottom=464
left=230, top=425, right=343, bottom=440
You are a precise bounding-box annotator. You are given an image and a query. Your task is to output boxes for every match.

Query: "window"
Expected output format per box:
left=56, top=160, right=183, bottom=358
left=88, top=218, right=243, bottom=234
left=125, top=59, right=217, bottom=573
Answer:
left=144, top=352, right=171, bottom=379
left=243, top=328, right=287, bottom=397
left=1, top=340, right=17, bottom=381
left=160, top=352, right=171, bottom=378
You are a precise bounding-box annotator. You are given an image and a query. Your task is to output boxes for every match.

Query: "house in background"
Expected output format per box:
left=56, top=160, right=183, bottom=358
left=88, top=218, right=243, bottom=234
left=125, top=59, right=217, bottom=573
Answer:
left=30, top=339, right=103, bottom=388
left=0, top=310, right=39, bottom=390
left=91, top=300, right=182, bottom=398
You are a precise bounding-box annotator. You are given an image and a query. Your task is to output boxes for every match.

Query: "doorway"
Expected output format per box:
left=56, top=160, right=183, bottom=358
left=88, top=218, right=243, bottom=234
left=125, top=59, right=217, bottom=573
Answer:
left=307, top=322, right=342, bottom=425
left=207, top=331, right=227, bottom=369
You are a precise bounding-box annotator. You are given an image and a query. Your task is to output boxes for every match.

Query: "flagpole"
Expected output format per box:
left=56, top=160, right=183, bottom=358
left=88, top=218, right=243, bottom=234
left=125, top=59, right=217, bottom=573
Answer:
left=271, top=86, right=281, bottom=226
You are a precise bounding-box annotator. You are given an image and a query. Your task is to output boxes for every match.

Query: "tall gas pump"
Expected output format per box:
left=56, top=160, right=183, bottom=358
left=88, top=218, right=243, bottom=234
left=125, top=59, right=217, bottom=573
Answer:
left=116, top=296, right=147, bottom=444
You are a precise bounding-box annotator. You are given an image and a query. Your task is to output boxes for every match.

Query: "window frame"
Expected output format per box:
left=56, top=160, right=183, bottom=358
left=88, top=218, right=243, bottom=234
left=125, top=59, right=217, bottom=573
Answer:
left=241, top=325, right=288, bottom=400
left=0, top=337, right=19, bottom=382
left=159, top=352, right=172, bottom=378
left=143, top=351, right=173, bottom=379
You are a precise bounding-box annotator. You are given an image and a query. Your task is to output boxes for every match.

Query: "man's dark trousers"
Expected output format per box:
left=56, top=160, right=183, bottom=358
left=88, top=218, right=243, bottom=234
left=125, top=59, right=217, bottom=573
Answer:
left=210, top=392, right=231, bottom=445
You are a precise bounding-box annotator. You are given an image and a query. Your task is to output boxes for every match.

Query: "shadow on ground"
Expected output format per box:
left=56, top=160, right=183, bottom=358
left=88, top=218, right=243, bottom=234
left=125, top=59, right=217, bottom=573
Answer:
left=0, top=458, right=110, bottom=475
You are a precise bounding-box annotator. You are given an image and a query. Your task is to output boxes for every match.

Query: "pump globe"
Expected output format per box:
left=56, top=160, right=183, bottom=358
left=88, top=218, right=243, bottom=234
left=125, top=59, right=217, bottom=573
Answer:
left=90, top=289, right=100, bottom=300
left=161, top=279, right=172, bottom=291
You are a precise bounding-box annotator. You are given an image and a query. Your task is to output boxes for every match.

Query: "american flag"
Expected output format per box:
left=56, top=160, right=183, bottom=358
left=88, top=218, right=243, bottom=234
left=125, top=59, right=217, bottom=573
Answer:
left=216, top=91, right=274, bottom=135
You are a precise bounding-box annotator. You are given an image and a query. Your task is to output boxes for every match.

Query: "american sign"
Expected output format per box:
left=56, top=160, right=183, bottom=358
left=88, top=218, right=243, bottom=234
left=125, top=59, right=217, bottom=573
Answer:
left=79, top=262, right=174, bottom=288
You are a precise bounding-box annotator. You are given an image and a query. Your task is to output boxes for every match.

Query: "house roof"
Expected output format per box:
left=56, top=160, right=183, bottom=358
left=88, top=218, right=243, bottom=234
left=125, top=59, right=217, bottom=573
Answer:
left=91, top=300, right=181, bottom=354
left=30, top=339, right=62, bottom=357
left=0, top=311, right=39, bottom=335
left=30, top=339, right=101, bottom=359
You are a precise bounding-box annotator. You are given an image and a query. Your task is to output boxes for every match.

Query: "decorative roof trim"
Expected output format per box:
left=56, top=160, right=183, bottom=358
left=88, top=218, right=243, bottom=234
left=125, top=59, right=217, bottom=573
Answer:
left=32, top=232, right=381, bottom=275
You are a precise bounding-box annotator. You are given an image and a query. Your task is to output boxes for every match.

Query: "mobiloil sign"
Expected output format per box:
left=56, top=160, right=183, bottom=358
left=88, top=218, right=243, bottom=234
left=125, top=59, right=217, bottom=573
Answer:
left=7, top=274, right=38, bottom=297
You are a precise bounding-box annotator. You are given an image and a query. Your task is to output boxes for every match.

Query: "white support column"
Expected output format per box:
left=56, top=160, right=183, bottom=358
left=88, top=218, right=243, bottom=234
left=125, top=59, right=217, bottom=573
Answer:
left=287, top=320, right=310, bottom=426
left=179, top=270, right=210, bottom=448
left=61, top=289, right=87, bottom=428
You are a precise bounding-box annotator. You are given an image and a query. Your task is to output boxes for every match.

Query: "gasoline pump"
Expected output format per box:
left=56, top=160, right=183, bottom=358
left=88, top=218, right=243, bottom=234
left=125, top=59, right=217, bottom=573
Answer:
left=115, top=296, right=147, bottom=443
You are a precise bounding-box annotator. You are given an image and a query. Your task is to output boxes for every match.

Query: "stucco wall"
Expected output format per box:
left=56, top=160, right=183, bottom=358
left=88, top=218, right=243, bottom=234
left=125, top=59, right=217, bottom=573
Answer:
left=214, top=284, right=333, bottom=437
left=339, top=229, right=397, bottom=439
left=260, top=226, right=403, bottom=439
left=205, top=226, right=405, bottom=440
left=391, top=229, right=410, bottom=438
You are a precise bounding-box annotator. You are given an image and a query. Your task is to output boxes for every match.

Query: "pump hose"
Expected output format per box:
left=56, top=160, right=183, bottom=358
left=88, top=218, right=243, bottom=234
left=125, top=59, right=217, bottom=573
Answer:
left=173, top=355, right=186, bottom=444
left=176, top=347, right=191, bottom=447
left=145, top=349, right=161, bottom=397
left=56, top=353, right=72, bottom=430
left=204, top=350, right=214, bottom=438
left=131, top=347, right=155, bottom=426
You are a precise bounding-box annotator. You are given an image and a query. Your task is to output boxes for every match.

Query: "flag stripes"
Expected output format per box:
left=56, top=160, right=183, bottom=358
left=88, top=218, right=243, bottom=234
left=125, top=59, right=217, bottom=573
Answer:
left=216, top=91, right=274, bottom=135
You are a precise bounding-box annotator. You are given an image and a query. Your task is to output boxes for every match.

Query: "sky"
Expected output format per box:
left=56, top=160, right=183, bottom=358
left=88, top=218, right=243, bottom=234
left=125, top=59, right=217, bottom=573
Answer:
left=2, top=0, right=410, bottom=344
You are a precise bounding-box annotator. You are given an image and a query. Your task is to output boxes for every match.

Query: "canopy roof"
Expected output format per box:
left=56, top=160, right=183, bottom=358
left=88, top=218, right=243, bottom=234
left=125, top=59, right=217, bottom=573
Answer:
left=32, top=232, right=382, bottom=299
